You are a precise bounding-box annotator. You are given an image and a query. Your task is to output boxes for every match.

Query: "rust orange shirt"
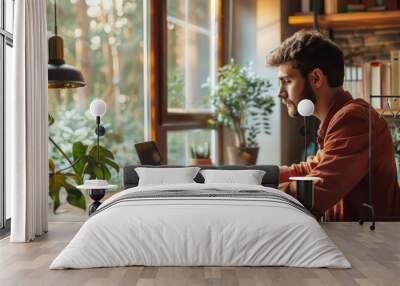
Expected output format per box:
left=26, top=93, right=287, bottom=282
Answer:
left=280, top=91, right=400, bottom=221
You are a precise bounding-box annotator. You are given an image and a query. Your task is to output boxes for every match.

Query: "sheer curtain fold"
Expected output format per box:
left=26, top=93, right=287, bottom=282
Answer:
left=7, top=0, right=48, bottom=242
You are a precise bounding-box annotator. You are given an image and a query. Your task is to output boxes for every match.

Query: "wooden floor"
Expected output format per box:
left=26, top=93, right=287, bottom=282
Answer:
left=0, top=222, right=399, bottom=286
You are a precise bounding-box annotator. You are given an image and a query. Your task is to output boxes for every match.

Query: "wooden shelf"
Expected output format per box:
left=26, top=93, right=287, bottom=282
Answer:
left=288, top=10, right=400, bottom=30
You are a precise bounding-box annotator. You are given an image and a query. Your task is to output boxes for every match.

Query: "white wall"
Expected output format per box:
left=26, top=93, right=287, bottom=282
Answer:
left=231, top=0, right=282, bottom=165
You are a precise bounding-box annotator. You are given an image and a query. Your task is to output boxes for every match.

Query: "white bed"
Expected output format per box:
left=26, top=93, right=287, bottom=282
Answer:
left=50, top=183, right=351, bottom=269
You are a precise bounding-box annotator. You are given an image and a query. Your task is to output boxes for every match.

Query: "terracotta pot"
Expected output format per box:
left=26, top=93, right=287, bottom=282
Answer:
left=190, top=158, right=213, bottom=166
left=227, top=146, right=259, bottom=165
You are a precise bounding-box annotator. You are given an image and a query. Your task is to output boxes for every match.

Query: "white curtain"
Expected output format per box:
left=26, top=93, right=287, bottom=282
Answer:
left=6, top=0, right=48, bottom=242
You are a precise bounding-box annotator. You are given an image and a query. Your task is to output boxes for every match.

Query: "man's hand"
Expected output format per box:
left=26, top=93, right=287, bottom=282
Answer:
left=279, top=181, right=297, bottom=198
left=279, top=165, right=291, bottom=174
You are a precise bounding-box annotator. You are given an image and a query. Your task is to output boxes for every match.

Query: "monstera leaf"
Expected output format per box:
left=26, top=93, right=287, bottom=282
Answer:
left=48, top=159, right=86, bottom=213
left=48, top=113, right=55, bottom=126
left=71, top=142, right=119, bottom=180
left=71, top=142, right=88, bottom=183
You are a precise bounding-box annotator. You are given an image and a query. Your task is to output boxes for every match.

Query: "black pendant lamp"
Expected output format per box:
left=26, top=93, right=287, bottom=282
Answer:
left=48, top=0, right=86, bottom=89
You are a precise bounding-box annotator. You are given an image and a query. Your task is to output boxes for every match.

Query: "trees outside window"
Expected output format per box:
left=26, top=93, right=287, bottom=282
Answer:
left=47, top=0, right=145, bottom=217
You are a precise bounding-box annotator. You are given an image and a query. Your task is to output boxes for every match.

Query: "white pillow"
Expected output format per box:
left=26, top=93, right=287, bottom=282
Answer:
left=135, top=167, right=201, bottom=186
left=200, top=169, right=266, bottom=185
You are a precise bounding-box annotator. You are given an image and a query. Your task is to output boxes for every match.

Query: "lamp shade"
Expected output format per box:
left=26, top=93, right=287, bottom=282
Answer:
left=297, top=99, right=314, bottom=117
left=90, top=99, right=107, bottom=117
left=48, top=63, right=86, bottom=89
left=48, top=34, right=86, bottom=89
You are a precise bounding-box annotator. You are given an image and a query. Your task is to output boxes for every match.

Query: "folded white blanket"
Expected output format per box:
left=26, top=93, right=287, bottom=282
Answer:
left=50, top=183, right=351, bottom=269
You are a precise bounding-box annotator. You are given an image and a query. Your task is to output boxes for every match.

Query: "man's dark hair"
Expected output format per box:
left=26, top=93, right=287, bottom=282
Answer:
left=267, top=30, right=344, bottom=88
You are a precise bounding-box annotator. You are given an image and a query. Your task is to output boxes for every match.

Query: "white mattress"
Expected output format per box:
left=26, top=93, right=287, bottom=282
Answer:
left=50, top=183, right=351, bottom=269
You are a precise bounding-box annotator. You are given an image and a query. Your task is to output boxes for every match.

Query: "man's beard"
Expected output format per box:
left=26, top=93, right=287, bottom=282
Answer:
left=287, top=80, right=316, bottom=118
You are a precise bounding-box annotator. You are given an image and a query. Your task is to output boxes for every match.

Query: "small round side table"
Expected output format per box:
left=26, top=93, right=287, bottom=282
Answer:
left=76, top=184, right=118, bottom=215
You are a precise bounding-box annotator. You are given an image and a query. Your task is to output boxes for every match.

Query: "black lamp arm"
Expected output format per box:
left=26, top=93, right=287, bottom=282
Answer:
left=304, top=116, right=308, bottom=162
left=54, top=0, right=58, bottom=35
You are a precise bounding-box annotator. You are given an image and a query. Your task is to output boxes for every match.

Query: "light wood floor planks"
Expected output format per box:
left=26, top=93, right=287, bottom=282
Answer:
left=0, top=222, right=399, bottom=286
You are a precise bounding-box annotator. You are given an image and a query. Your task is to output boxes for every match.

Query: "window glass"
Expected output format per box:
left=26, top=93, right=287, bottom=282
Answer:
left=167, top=129, right=213, bottom=165
left=5, top=0, right=14, bottom=33
left=47, top=0, right=145, bottom=218
left=0, top=1, right=3, bottom=28
left=167, top=0, right=184, bottom=20
left=189, top=0, right=210, bottom=29
left=5, top=44, right=12, bottom=219
left=167, top=0, right=215, bottom=112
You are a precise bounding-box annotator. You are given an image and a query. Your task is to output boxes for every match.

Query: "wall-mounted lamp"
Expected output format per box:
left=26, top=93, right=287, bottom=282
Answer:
left=89, top=99, right=107, bottom=161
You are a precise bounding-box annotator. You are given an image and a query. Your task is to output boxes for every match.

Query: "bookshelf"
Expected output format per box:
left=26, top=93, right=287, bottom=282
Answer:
left=288, top=10, right=400, bottom=30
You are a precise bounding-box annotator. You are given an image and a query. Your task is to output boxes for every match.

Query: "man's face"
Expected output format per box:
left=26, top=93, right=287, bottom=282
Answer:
left=278, top=63, right=315, bottom=118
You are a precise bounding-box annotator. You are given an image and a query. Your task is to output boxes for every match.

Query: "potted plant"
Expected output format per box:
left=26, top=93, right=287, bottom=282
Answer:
left=207, top=60, right=275, bottom=165
left=48, top=114, right=119, bottom=213
left=190, top=143, right=212, bottom=165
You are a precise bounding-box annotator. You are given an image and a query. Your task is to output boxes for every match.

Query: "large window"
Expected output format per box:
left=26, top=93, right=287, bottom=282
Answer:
left=167, top=0, right=215, bottom=112
left=45, top=0, right=225, bottom=219
left=1, top=0, right=14, bottom=230
left=151, top=0, right=224, bottom=164
left=47, top=0, right=146, bottom=218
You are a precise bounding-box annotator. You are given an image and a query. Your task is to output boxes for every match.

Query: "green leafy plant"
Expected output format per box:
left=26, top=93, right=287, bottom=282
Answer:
left=205, top=60, right=275, bottom=148
left=191, top=143, right=210, bottom=159
left=48, top=115, right=119, bottom=213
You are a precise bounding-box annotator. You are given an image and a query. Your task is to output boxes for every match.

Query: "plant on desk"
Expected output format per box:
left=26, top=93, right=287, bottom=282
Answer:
left=48, top=114, right=119, bottom=213
left=190, top=143, right=212, bottom=165
left=205, top=60, right=275, bottom=165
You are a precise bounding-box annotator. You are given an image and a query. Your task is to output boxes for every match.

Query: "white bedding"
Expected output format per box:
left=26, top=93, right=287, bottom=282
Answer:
left=50, top=183, right=351, bottom=269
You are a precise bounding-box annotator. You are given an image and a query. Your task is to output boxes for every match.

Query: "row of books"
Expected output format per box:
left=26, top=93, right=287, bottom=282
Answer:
left=343, top=65, right=362, bottom=100
left=347, top=50, right=400, bottom=110
left=299, top=0, right=400, bottom=15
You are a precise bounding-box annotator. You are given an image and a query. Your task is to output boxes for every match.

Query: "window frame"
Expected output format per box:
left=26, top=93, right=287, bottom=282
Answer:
left=0, top=0, right=14, bottom=233
left=148, top=0, right=226, bottom=164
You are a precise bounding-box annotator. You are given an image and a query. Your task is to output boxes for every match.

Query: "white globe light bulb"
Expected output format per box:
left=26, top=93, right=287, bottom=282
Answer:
left=297, top=99, right=314, bottom=117
left=90, top=99, right=107, bottom=117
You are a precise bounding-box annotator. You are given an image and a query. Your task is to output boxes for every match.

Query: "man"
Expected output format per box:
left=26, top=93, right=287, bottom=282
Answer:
left=267, top=30, right=400, bottom=221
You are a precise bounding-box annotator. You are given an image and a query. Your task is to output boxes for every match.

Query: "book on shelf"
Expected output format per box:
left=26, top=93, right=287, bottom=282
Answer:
left=297, top=0, right=324, bottom=15
left=381, top=61, right=392, bottom=109
left=325, top=0, right=367, bottom=13
left=370, top=61, right=382, bottom=108
left=324, top=0, right=339, bottom=14
left=319, top=0, right=398, bottom=15
left=344, top=65, right=362, bottom=100
left=391, top=50, right=400, bottom=109
left=357, top=51, right=400, bottom=111
left=386, top=0, right=399, bottom=10
left=302, top=0, right=311, bottom=13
